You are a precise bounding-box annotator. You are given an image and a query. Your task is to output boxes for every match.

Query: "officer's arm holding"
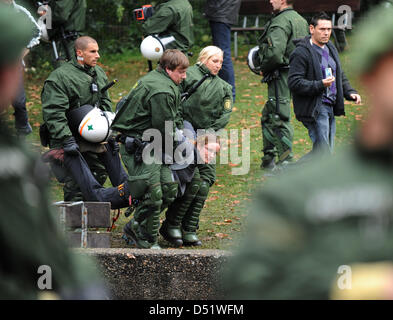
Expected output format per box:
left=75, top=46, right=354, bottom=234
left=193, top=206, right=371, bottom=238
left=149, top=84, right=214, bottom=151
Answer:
left=174, top=104, right=184, bottom=130
left=288, top=48, right=325, bottom=96
left=42, top=80, right=74, bottom=144
left=211, top=87, right=233, bottom=131
left=142, top=6, right=174, bottom=35
left=258, top=26, right=289, bottom=73
left=50, top=0, right=76, bottom=24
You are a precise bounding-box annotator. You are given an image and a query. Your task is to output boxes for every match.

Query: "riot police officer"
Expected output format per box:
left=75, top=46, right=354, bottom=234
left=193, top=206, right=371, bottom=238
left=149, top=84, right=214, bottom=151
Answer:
left=111, top=49, right=190, bottom=249
left=41, top=36, right=128, bottom=206
left=141, top=0, right=194, bottom=55
left=253, top=0, right=309, bottom=171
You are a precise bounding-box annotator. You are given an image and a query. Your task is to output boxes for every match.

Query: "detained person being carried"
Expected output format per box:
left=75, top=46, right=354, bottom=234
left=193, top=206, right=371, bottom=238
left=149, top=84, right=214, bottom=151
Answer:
left=111, top=49, right=219, bottom=249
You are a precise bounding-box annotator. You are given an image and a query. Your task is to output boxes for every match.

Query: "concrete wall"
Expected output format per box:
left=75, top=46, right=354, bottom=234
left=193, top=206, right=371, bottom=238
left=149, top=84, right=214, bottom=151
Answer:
left=79, top=248, right=232, bottom=300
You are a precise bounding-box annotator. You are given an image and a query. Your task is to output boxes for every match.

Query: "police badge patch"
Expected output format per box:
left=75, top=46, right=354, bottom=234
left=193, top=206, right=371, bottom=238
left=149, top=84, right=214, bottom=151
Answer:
left=224, top=99, right=232, bottom=111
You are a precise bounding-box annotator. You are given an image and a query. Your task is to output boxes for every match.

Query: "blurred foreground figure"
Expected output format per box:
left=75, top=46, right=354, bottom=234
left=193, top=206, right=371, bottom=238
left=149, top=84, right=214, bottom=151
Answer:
left=0, top=4, right=107, bottom=299
left=224, top=4, right=393, bottom=300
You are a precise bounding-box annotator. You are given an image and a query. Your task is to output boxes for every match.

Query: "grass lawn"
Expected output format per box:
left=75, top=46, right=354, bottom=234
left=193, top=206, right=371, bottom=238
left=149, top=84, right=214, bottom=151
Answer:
left=4, top=39, right=368, bottom=250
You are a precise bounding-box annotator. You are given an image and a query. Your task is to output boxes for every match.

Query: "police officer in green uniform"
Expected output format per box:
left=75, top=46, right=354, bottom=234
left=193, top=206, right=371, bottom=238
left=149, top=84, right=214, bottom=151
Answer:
left=39, top=0, right=86, bottom=66
left=160, top=46, right=232, bottom=247
left=141, top=0, right=194, bottom=54
left=0, top=3, right=106, bottom=299
left=225, top=4, right=393, bottom=299
left=41, top=36, right=117, bottom=202
left=111, top=49, right=189, bottom=249
left=256, top=0, right=308, bottom=170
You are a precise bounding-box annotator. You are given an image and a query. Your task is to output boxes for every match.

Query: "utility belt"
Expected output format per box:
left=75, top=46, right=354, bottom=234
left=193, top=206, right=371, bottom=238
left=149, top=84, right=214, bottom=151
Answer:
left=261, top=65, right=289, bottom=84
left=116, top=134, right=149, bottom=163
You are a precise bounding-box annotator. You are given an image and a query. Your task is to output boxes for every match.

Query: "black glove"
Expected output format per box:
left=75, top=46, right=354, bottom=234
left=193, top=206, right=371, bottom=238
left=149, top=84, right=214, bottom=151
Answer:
left=124, top=137, right=137, bottom=155
left=62, top=136, right=80, bottom=156
left=134, top=141, right=148, bottom=163
left=107, top=136, right=120, bottom=155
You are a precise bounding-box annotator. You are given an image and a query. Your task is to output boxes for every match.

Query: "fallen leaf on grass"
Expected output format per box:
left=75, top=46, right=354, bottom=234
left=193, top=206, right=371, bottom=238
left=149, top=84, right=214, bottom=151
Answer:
left=213, top=222, right=228, bottom=226
left=213, top=219, right=232, bottom=226
left=215, top=233, right=231, bottom=239
left=206, top=196, right=218, bottom=202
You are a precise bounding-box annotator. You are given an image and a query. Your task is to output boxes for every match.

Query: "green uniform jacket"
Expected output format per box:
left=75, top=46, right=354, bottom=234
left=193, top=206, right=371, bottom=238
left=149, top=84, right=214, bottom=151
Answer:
left=41, top=60, right=112, bottom=148
left=258, top=7, right=309, bottom=74
left=226, top=144, right=393, bottom=299
left=181, top=63, right=233, bottom=131
left=0, top=120, right=101, bottom=299
left=49, top=0, right=86, bottom=33
left=142, top=0, right=194, bottom=53
left=111, top=67, right=180, bottom=142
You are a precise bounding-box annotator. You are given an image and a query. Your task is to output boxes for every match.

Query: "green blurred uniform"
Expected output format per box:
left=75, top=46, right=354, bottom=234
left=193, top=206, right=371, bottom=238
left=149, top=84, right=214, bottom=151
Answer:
left=0, top=122, right=105, bottom=299
left=0, top=3, right=104, bottom=300
left=41, top=59, right=112, bottom=201
left=48, top=0, right=87, bottom=65
left=257, top=7, right=308, bottom=167
left=142, top=0, right=194, bottom=54
left=162, top=63, right=232, bottom=246
left=111, top=67, right=181, bottom=249
left=225, top=144, right=393, bottom=299
left=226, top=4, right=393, bottom=299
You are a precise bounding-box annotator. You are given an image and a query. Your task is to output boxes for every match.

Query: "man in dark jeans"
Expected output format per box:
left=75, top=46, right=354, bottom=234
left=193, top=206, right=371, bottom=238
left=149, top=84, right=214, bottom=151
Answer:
left=288, top=12, right=361, bottom=160
left=204, top=0, right=241, bottom=102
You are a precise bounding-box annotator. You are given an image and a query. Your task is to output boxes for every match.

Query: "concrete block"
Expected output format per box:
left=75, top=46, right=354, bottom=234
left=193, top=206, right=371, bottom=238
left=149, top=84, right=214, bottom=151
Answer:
left=67, top=231, right=111, bottom=248
left=56, top=202, right=111, bottom=228
left=78, top=248, right=232, bottom=300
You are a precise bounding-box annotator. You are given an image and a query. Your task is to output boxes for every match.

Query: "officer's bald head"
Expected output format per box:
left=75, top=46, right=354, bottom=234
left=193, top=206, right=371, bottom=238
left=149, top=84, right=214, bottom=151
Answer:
left=75, top=36, right=100, bottom=67
left=74, top=36, right=98, bottom=52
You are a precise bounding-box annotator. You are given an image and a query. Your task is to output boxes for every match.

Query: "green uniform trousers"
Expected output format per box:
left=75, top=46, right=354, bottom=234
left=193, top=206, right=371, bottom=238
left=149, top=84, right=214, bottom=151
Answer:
left=121, top=145, right=178, bottom=243
left=165, top=163, right=216, bottom=234
left=261, top=70, right=294, bottom=166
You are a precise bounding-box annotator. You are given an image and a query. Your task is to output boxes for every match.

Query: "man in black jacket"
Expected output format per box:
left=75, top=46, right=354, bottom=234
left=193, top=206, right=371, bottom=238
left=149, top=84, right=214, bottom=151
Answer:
left=288, top=12, right=361, bottom=159
left=204, top=0, right=241, bottom=101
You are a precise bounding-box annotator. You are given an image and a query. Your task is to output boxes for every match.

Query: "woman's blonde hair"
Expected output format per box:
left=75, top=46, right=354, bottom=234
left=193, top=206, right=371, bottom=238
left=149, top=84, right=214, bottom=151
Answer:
left=197, top=46, right=224, bottom=65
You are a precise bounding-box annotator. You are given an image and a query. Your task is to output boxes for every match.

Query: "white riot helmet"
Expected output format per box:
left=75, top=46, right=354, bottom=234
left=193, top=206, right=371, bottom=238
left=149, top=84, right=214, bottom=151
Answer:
left=140, top=35, right=175, bottom=60
left=67, top=105, right=115, bottom=143
left=247, top=46, right=262, bottom=75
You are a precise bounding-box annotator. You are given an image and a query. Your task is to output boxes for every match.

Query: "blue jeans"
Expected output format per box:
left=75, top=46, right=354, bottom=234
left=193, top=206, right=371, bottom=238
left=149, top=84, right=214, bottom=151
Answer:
left=209, top=21, right=236, bottom=101
left=12, top=70, right=31, bottom=135
left=300, top=104, right=336, bottom=161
